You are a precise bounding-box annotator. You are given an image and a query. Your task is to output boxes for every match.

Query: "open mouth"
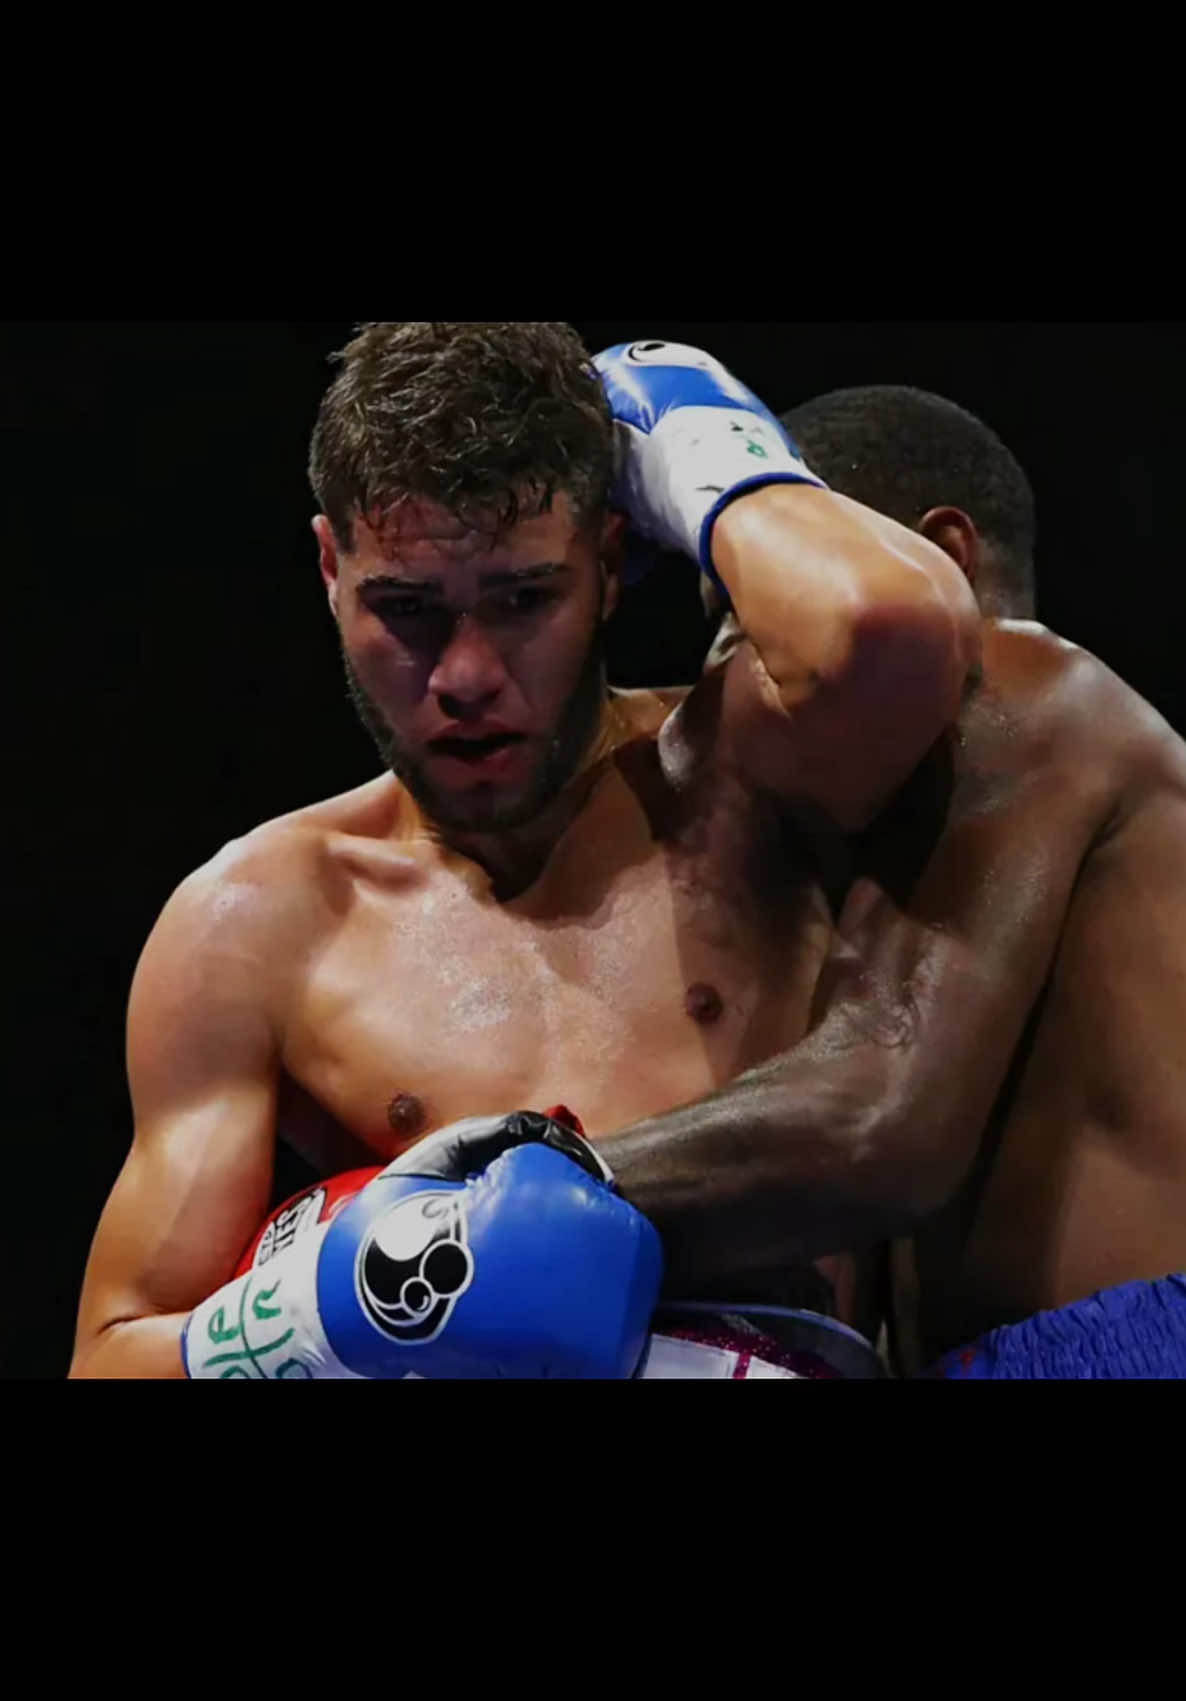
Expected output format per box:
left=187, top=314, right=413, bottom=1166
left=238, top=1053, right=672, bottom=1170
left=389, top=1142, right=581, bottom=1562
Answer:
left=429, top=732, right=526, bottom=765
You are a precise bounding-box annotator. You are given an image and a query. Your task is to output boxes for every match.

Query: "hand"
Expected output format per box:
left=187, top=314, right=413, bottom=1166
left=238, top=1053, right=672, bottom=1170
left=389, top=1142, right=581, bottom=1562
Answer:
left=592, top=339, right=824, bottom=595
left=384, top=1108, right=616, bottom=1189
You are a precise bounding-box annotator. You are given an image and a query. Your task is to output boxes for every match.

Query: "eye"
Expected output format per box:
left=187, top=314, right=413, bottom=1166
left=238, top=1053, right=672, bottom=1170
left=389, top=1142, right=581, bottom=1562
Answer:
left=498, top=585, right=557, bottom=616
left=373, top=595, right=432, bottom=622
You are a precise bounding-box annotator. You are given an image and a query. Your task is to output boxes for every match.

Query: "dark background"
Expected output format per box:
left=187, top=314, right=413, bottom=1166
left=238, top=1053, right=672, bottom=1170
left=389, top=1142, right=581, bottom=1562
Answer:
left=5, top=322, right=1183, bottom=1378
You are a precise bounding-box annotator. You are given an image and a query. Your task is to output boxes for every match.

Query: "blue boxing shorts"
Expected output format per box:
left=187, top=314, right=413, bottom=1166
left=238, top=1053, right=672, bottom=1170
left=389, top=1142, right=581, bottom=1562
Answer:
left=924, top=1274, right=1186, bottom=1379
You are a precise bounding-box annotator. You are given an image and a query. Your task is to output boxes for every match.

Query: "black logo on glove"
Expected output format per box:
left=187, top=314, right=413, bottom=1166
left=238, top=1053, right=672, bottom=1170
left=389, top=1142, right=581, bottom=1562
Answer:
left=356, top=1192, right=475, bottom=1345
left=626, top=341, right=714, bottom=371
left=255, top=1187, right=327, bottom=1268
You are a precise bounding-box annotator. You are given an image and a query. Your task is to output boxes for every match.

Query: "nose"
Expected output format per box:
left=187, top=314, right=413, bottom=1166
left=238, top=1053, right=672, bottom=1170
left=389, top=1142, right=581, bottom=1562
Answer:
left=427, top=614, right=508, bottom=716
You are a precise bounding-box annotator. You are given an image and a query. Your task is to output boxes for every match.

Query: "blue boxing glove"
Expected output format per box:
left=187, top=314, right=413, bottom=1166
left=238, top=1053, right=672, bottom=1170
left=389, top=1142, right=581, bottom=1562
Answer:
left=183, top=1112, right=663, bottom=1380
left=593, top=339, right=825, bottom=597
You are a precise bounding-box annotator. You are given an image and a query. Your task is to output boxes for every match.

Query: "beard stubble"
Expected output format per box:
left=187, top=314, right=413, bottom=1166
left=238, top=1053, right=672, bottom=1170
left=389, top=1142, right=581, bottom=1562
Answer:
left=340, top=631, right=608, bottom=834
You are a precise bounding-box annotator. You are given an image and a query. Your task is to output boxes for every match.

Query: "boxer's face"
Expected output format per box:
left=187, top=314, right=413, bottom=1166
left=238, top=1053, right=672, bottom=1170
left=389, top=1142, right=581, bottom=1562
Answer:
left=316, top=493, right=620, bottom=833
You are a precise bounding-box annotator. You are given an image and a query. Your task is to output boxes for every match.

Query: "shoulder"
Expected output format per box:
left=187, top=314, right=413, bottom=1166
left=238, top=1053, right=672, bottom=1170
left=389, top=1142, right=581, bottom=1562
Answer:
left=865, top=623, right=1185, bottom=885
left=977, top=621, right=1111, bottom=733
left=981, top=621, right=1168, bottom=740
left=142, top=775, right=411, bottom=972
left=612, top=685, right=691, bottom=735
left=977, top=621, right=1186, bottom=809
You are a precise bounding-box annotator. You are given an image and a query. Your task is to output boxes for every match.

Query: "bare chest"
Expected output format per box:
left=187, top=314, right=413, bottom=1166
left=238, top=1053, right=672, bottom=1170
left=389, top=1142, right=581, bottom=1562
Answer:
left=282, top=797, right=833, bottom=1166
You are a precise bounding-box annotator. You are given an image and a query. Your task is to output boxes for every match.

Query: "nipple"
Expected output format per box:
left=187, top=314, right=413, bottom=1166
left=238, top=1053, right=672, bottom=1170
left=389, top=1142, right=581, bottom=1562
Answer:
left=685, top=982, right=724, bottom=1026
left=387, top=1092, right=428, bottom=1139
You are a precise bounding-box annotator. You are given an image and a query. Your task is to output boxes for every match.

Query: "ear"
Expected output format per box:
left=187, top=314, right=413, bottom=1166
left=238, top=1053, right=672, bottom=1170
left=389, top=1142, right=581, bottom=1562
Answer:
left=312, top=515, right=342, bottom=617
left=704, top=608, right=743, bottom=673
left=917, top=506, right=981, bottom=591
left=699, top=571, right=726, bottom=625
left=598, top=511, right=624, bottom=622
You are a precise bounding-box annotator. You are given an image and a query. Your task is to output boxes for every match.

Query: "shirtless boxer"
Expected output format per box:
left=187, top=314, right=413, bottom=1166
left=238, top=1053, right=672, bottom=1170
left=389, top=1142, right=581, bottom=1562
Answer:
left=69, top=329, right=977, bottom=1379
left=178, top=373, right=1186, bottom=1380
left=640, top=382, right=1186, bottom=1378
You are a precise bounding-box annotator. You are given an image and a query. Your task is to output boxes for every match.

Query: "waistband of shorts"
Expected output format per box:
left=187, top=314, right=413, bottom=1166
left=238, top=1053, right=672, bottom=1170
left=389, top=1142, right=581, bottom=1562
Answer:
left=647, top=1303, right=886, bottom=1379
left=923, top=1274, right=1186, bottom=1379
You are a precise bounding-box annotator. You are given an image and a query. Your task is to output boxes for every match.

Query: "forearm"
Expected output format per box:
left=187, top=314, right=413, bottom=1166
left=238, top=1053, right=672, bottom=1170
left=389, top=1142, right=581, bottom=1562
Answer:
left=602, top=877, right=1032, bottom=1296
left=604, top=813, right=1086, bottom=1299
left=602, top=1039, right=930, bottom=1297
left=69, top=1314, right=188, bottom=1380
left=711, top=484, right=979, bottom=716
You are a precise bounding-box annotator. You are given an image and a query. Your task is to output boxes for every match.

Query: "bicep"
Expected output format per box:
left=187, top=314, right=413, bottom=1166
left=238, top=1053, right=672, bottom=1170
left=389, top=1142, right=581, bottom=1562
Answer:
left=74, top=874, right=281, bottom=1352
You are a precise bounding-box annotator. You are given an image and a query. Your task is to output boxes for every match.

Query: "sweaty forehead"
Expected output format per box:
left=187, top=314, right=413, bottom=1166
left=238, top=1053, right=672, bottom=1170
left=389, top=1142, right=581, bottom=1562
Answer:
left=356, top=494, right=582, bottom=572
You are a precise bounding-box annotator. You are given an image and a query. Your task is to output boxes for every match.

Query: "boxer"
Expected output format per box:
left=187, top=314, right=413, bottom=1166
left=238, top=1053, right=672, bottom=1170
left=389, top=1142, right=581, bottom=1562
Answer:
left=70, top=330, right=975, bottom=1378
left=680, top=383, right=1186, bottom=1377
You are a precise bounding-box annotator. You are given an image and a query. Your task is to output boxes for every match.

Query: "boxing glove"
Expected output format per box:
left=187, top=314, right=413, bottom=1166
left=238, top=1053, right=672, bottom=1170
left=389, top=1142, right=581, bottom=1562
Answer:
left=593, top=339, right=825, bottom=599
left=184, top=1111, right=663, bottom=1380
left=234, top=1167, right=886, bottom=1380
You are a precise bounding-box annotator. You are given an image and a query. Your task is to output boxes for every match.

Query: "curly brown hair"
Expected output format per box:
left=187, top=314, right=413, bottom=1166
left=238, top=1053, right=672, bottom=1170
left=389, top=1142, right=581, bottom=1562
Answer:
left=308, top=322, right=614, bottom=550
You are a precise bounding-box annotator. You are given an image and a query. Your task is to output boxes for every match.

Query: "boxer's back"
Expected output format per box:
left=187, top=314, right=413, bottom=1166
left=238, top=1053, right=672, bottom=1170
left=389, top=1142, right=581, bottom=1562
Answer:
left=887, top=622, right=1186, bottom=1363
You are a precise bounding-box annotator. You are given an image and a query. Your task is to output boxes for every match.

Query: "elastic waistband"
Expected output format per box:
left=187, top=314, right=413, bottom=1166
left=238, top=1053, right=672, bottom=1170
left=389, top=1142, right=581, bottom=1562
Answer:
left=641, top=1303, right=886, bottom=1379
left=925, top=1275, right=1186, bottom=1379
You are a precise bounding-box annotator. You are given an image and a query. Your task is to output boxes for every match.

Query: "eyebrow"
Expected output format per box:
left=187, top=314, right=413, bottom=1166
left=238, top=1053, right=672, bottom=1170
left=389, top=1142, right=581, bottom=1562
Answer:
left=357, top=562, right=570, bottom=595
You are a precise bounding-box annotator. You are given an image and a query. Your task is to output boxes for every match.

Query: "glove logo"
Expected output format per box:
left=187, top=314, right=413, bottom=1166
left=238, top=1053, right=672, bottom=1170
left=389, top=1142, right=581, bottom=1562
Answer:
left=355, top=1191, right=475, bottom=1345
left=626, top=341, right=716, bottom=371
left=255, top=1188, right=327, bottom=1268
